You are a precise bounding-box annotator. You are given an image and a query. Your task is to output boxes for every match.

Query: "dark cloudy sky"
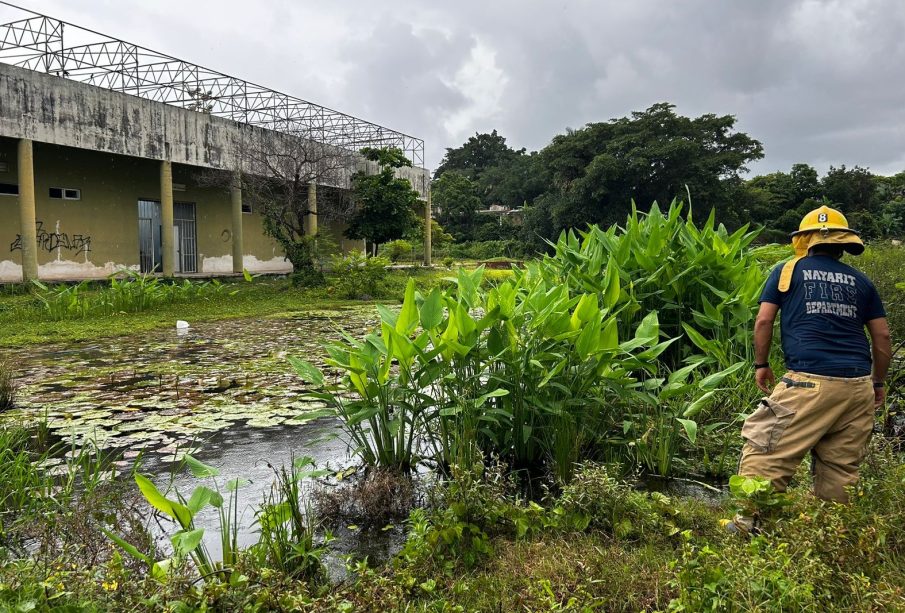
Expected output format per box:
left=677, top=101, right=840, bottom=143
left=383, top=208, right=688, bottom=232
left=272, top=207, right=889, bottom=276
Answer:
left=9, top=0, right=905, bottom=175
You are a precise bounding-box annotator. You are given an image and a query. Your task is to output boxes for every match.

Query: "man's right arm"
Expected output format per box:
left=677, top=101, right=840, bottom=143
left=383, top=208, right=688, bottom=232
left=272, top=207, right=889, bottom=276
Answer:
left=866, top=317, right=892, bottom=408
left=754, top=301, right=779, bottom=393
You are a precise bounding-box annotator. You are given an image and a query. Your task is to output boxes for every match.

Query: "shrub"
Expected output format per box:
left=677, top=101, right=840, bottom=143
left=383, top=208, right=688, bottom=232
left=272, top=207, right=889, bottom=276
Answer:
left=328, top=250, right=390, bottom=299
left=0, top=360, right=14, bottom=411
left=291, top=267, right=326, bottom=288
left=444, top=240, right=521, bottom=261
left=669, top=440, right=905, bottom=612
left=856, top=242, right=905, bottom=339
left=383, top=239, right=413, bottom=263
left=555, top=464, right=665, bottom=538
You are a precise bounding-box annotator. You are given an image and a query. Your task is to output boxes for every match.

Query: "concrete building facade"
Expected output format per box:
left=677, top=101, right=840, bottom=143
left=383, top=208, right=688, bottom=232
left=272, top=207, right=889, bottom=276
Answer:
left=0, top=56, right=429, bottom=282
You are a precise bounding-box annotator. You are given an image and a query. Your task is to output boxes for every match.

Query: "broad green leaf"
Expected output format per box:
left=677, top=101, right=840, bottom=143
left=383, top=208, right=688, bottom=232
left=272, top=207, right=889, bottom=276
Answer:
left=676, top=418, right=698, bottom=444
left=699, top=361, right=746, bottom=390
left=600, top=317, right=619, bottom=350
left=102, top=528, right=152, bottom=564
left=683, top=390, right=716, bottom=417
left=135, top=473, right=191, bottom=527
left=288, top=357, right=325, bottom=388
left=187, top=486, right=222, bottom=513
left=151, top=559, right=172, bottom=582
left=681, top=323, right=713, bottom=353
left=476, top=388, right=510, bottom=407
left=183, top=455, right=219, bottom=478
left=575, top=315, right=601, bottom=359
left=375, top=304, right=398, bottom=327
left=634, top=311, right=659, bottom=342
left=603, top=258, right=620, bottom=308
left=396, top=278, right=418, bottom=335
left=171, top=528, right=205, bottom=557
left=419, top=287, right=444, bottom=330
left=668, top=359, right=708, bottom=384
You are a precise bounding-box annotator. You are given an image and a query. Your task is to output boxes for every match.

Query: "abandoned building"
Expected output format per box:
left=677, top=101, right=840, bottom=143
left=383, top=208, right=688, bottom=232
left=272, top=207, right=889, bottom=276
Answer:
left=0, top=4, right=430, bottom=282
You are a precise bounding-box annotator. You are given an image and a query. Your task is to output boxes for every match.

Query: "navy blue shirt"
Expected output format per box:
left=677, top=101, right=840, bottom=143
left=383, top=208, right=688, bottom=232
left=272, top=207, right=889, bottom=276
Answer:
left=760, top=255, right=886, bottom=377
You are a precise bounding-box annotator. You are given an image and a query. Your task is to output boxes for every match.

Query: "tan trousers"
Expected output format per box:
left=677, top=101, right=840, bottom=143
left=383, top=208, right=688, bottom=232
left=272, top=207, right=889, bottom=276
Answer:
left=738, top=371, right=874, bottom=503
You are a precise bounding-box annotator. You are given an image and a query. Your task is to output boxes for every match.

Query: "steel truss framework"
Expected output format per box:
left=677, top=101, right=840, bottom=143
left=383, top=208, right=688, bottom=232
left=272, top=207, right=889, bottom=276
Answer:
left=0, top=2, right=425, bottom=167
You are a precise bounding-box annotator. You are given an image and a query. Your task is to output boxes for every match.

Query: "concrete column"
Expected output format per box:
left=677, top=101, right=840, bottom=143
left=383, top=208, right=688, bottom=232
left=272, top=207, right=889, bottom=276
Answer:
left=160, top=159, right=175, bottom=277
left=230, top=177, right=244, bottom=274
left=423, top=187, right=432, bottom=267
left=304, top=181, right=318, bottom=236
left=17, top=139, right=39, bottom=281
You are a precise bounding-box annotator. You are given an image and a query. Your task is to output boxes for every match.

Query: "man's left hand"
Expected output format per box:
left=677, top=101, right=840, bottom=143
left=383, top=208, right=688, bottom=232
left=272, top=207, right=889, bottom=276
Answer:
left=874, top=385, right=886, bottom=408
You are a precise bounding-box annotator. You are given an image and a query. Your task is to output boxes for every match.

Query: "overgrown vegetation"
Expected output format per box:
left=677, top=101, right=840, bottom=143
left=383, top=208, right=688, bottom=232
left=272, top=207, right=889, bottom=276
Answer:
left=294, top=202, right=759, bottom=480
left=0, top=360, right=14, bottom=411
left=1, top=202, right=903, bottom=611
left=431, top=107, right=905, bottom=256
left=30, top=270, right=234, bottom=321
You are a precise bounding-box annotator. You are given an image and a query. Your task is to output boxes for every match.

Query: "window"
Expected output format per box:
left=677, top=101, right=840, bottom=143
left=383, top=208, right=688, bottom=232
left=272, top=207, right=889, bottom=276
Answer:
left=172, top=183, right=187, bottom=192
left=0, top=162, right=8, bottom=173
left=49, top=187, right=81, bottom=200
left=0, top=183, right=18, bottom=196
left=242, top=202, right=252, bottom=214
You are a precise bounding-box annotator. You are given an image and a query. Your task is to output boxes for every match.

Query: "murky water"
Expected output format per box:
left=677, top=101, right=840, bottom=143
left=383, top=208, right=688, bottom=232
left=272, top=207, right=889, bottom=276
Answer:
left=3, top=307, right=377, bottom=457
left=2, top=307, right=409, bottom=570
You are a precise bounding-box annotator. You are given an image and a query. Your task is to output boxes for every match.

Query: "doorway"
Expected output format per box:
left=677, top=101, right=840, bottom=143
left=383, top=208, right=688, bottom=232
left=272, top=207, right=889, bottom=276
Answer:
left=137, top=200, right=197, bottom=273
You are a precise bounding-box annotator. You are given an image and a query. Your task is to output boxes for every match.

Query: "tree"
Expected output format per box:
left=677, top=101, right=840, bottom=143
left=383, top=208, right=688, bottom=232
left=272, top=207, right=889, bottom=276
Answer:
left=433, top=171, right=482, bottom=241
left=434, top=130, right=523, bottom=181
left=820, top=165, right=877, bottom=212
left=345, top=147, right=421, bottom=254
left=524, top=103, right=764, bottom=236
left=475, top=152, right=548, bottom=211
left=199, top=130, right=355, bottom=284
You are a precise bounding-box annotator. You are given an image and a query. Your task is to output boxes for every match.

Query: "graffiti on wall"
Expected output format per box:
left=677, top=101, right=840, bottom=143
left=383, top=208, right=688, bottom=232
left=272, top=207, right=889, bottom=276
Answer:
left=10, top=221, right=92, bottom=256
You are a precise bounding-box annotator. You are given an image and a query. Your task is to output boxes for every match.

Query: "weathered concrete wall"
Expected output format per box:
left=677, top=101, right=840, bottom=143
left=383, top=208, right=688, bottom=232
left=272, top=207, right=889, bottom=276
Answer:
left=0, top=137, right=374, bottom=281
left=0, top=138, right=296, bottom=281
left=0, top=62, right=429, bottom=197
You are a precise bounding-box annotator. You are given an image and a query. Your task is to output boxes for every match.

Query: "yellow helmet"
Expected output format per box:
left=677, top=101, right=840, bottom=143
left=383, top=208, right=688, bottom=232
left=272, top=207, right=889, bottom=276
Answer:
left=790, top=205, right=859, bottom=236
left=779, top=205, right=864, bottom=291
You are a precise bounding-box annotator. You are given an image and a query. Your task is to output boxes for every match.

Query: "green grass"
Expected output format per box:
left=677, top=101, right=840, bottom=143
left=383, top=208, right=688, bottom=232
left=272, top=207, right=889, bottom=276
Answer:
left=0, top=270, right=452, bottom=348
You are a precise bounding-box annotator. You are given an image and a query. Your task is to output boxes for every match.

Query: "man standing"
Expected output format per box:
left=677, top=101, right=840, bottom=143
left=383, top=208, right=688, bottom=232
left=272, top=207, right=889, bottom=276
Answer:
left=734, top=206, right=891, bottom=528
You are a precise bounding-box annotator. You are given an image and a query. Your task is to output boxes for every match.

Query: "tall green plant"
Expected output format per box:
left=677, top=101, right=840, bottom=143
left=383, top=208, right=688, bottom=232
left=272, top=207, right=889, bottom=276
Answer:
left=104, top=455, right=244, bottom=583
left=292, top=201, right=765, bottom=479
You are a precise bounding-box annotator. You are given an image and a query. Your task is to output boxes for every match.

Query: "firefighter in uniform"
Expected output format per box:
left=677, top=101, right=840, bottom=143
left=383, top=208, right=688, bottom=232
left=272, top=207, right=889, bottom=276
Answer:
left=731, top=205, right=892, bottom=532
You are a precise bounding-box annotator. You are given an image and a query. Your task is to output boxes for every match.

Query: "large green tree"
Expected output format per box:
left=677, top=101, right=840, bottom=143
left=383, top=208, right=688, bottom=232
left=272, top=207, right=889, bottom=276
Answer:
left=433, top=171, right=483, bottom=241
left=522, top=103, right=764, bottom=241
left=433, top=130, right=523, bottom=181
left=345, top=147, right=421, bottom=254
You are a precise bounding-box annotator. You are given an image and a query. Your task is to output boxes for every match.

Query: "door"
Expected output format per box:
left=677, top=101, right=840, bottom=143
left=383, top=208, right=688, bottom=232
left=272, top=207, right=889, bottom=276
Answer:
left=174, top=202, right=197, bottom=273
left=137, top=200, right=197, bottom=273
left=138, top=199, right=161, bottom=273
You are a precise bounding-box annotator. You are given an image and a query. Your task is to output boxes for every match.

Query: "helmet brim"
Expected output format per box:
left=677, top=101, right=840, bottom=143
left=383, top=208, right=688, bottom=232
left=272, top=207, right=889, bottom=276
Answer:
left=790, top=225, right=860, bottom=237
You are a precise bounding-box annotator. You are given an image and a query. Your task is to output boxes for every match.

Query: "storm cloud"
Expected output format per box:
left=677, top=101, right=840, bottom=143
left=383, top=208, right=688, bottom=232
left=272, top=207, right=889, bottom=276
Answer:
left=19, top=0, right=905, bottom=174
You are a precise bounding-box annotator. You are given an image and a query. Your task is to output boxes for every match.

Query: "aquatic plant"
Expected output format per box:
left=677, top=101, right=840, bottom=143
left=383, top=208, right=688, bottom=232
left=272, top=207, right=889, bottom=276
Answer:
left=293, top=202, right=757, bottom=480
left=251, top=456, right=331, bottom=583
left=0, top=359, right=14, bottom=411
left=30, top=271, right=235, bottom=321
left=104, top=455, right=245, bottom=582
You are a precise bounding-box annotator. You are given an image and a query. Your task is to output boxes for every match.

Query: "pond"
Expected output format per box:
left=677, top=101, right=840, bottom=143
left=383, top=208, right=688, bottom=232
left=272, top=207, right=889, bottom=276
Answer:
left=1, top=307, right=408, bottom=571
left=3, top=307, right=377, bottom=457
